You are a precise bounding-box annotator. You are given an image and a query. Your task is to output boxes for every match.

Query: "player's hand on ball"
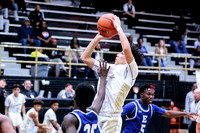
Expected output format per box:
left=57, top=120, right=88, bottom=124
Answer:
left=113, top=15, right=121, bottom=29
left=96, top=33, right=112, bottom=40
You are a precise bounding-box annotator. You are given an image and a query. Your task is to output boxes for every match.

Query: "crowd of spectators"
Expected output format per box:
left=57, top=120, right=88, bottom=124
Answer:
left=1, top=0, right=200, bottom=77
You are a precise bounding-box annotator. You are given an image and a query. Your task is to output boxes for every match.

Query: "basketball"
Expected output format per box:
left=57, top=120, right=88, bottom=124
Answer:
left=97, top=13, right=118, bottom=38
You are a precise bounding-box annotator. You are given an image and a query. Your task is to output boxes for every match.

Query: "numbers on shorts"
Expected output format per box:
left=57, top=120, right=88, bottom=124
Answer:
left=84, top=124, right=97, bottom=133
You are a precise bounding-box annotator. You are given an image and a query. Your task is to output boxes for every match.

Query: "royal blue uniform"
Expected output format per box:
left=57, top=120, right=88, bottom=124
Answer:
left=122, top=100, right=165, bottom=133
left=70, top=109, right=100, bottom=133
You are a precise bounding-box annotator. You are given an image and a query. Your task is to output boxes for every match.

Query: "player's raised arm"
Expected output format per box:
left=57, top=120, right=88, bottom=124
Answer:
left=89, top=61, right=109, bottom=115
left=113, top=16, right=133, bottom=64
left=63, top=114, right=78, bottom=133
left=80, top=34, right=109, bottom=69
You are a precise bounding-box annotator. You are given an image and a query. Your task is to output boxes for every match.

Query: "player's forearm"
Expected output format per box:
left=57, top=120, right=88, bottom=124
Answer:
left=80, top=35, right=101, bottom=61
left=117, top=28, right=133, bottom=64
left=163, top=110, right=187, bottom=118
left=90, top=76, right=106, bottom=114
left=51, top=121, right=60, bottom=131
left=97, top=76, right=106, bottom=102
left=5, top=107, right=8, bottom=116
left=22, top=104, right=26, bottom=115
left=38, top=123, right=46, bottom=128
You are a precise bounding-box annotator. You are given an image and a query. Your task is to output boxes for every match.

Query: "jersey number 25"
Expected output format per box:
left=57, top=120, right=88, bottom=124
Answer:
left=84, top=124, right=97, bottom=133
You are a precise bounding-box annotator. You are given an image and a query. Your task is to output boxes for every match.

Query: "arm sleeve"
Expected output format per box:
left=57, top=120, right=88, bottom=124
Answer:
left=185, top=93, right=190, bottom=112
left=125, top=59, right=138, bottom=86
left=121, top=102, right=136, bottom=117
left=48, top=111, right=57, bottom=121
left=131, top=5, right=136, bottom=12
left=152, top=104, right=165, bottom=116
left=22, top=95, right=26, bottom=103
left=123, top=4, right=127, bottom=12
left=57, top=90, right=64, bottom=99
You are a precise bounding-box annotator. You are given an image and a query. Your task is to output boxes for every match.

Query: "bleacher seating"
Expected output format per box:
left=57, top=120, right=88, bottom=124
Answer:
left=0, top=0, right=198, bottom=80
left=0, top=0, right=198, bottom=100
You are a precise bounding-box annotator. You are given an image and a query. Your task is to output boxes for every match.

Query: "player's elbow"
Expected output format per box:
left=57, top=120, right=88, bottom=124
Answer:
left=80, top=54, right=86, bottom=62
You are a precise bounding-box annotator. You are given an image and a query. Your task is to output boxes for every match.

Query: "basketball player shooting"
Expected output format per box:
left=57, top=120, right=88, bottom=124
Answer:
left=80, top=15, right=144, bottom=133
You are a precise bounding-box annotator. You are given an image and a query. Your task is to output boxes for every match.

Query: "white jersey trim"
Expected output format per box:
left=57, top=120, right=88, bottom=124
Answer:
left=126, top=102, right=137, bottom=120
left=70, top=111, right=81, bottom=133
left=136, top=100, right=149, bottom=112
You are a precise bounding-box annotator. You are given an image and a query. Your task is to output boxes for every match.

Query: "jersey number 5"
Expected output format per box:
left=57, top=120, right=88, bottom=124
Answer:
left=84, top=124, right=97, bottom=133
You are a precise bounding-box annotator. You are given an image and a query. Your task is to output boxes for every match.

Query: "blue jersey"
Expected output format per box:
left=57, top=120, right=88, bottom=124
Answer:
left=122, top=100, right=165, bottom=133
left=71, top=109, right=100, bottom=133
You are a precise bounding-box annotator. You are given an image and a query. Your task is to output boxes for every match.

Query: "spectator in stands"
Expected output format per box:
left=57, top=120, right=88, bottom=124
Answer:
left=17, top=18, right=41, bottom=54
left=11, top=0, right=19, bottom=22
left=189, top=34, right=200, bottom=71
left=48, top=38, right=64, bottom=60
left=155, top=39, right=168, bottom=68
left=175, top=13, right=187, bottom=36
left=16, top=0, right=27, bottom=15
left=168, top=25, right=188, bottom=54
left=31, top=48, right=66, bottom=77
left=31, top=48, right=49, bottom=77
left=123, top=0, right=137, bottom=28
left=0, top=114, right=16, bottom=133
left=48, top=39, right=66, bottom=77
left=36, top=20, right=52, bottom=49
left=189, top=89, right=200, bottom=133
left=183, top=82, right=197, bottom=128
left=40, top=100, right=62, bottom=133
left=194, top=34, right=200, bottom=49
left=28, top=4, right=44, bottom=31
left=0, top=79, right=9, bottom=98
left=0, top=0, right=19, bottom=22
left=137, top=37, right=154, bottom=67
left=20, top=100, right=51, bottom=133
left=57, top=83, right=74, bottom=99
left=20, top=80, right=39, bottom=98
left=126, top=85, right=139, bottom=99
left=70, top=37, right=89, bottom=79
left=5, top=84, right=26, bottom=132
left=0, top=4, right=9, bottom=33
left=91, top=43, right=103, bottom=79
left=189, top=46, right=200, bottom=70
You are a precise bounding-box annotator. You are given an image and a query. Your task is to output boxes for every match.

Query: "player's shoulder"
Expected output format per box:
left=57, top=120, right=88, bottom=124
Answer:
left=125, top=100, right=137, bottom=107
left=19, top=93, right=25, bottom=97
left=46, top=108, right=54, bottom=114
left=150, top=104, right=163, bottom=110
left=64, top=112, right=79, bottom=125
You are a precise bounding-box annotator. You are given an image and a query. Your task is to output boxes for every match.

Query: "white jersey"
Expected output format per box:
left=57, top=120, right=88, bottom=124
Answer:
left=5, top=93, right=26, bottom=114
left=20, top=108, right=38, bottom=133
left=93, top=59, right=138, bottom=116
left=43, top=108, right=57, bottom=133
